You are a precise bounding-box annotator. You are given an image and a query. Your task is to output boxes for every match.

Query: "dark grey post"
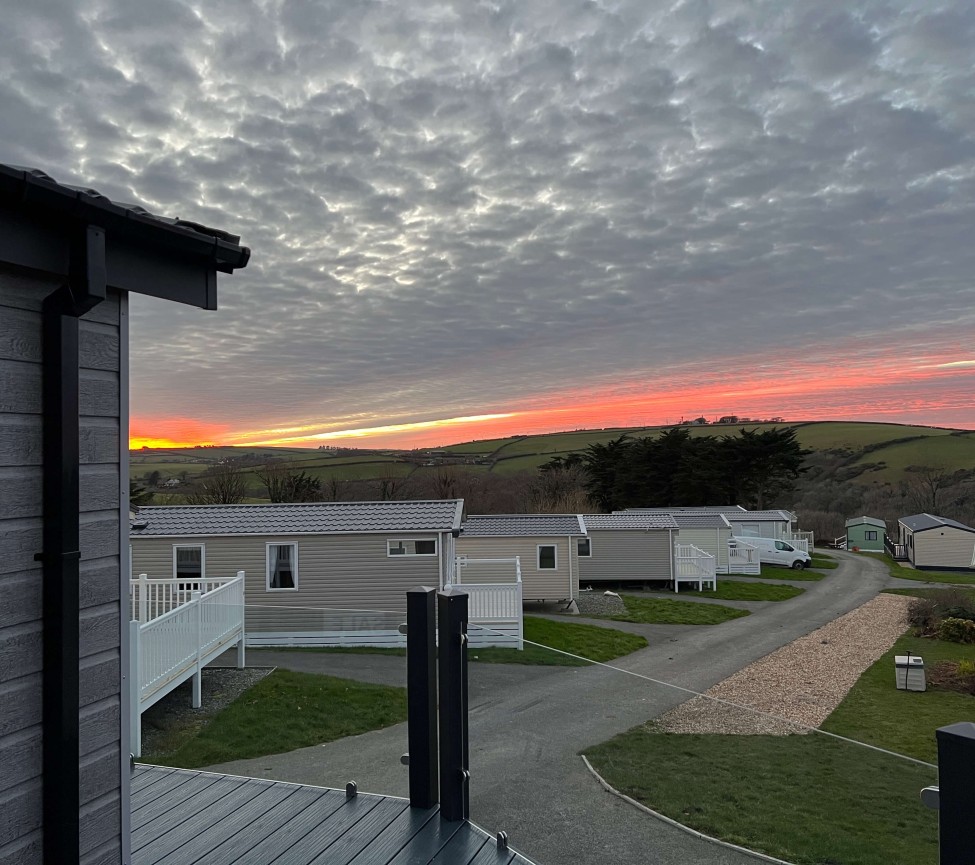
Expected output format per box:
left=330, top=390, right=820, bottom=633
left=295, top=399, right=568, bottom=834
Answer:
left=406, top=587, right=438, bottom=808
left=438, top=587, right=470, bottom=822
left=936, top=722, right=975, bottom=865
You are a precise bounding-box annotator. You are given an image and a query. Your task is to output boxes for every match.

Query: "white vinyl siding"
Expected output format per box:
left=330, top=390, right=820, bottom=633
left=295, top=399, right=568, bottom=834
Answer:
left=455, top=535, right=578, bottom=601
left=673, top=526, right=733, bottom=573
left=913, top=528, right=975, bottom=569
left=266, top=543, right=298, bottom=590
left=577, top=529, right=674, bottom=582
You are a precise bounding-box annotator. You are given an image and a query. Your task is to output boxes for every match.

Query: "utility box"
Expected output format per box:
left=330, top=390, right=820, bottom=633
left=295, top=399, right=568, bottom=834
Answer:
left=895, top=655, right=926, bottom=692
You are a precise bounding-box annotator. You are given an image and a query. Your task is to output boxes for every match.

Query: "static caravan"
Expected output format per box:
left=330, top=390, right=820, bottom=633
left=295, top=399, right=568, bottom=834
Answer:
left=845, top=516, right=887, bottom=552
left=0, top=164, right=249, bottom=863
left=898, top=514, right=975, bottom=571
left=618, top=510, right=740, bottom=573
left=577, top=513, right=679, bottom=584
left=131, top=500, right=465, bottom=645
left=456, top=513, right=587, bottom=602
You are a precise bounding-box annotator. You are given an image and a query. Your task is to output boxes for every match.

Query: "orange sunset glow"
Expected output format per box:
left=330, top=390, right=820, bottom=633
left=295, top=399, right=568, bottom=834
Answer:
left=129, top=338, right=975, bottom=451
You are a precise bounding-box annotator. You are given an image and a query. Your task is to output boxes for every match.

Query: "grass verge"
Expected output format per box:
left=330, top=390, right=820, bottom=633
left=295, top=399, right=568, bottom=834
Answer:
left=884, top=586, right=975, bottom=601
left=273, top=616, right=647, bottom=667
left=682, top=581, right=804, bottom=602
left=585, top=729, right=937, bottom=865
left=756, top=563, right=825, bottom=581
left=608, top=594, right=749, bottom=625
left=810, top=554, right=839, bottom=569
left=882, top=554, right=975, bottom=585
left=149, top=669, right=407, bottom=768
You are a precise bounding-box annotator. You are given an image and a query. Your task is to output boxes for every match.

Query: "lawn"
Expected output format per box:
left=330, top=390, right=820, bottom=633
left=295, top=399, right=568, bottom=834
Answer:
left=682, top=581, right=804, bottom=602
left=809, top=553, right=839, bottom=569
left=822, top=633, right=975, bottom=762
left=585, top=627, right=975, bottom=864
left=607, top=594, right=749, bottom=625
left=882, top=554, right=975, bottom=585
left=277, top=616, right=648, bottom=667
left=884, top=586, right=975, bottom=602
left=755, top=563, right=825, bottom=581
left=585, top=729, right=937, bottom=865
left=148, top=669, right=407, bottom=768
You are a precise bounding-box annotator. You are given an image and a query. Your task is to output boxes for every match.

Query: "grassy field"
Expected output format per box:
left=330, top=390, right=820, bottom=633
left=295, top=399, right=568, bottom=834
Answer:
left=882, top=554, right=975, bottom=585
left=884, top=586, right=975, bottom=601
left=147, top=669, right=407, bottom=768
left=440, top=437, right=523, bottom=454
left=848, top=432, right=975, bottom=483
left=608, top=594, right=750, bottom=625
left=491, top=428, right=652, bottom=458
left=585, top=729, right=937, bottom=865
left=792, top=422, right=952, bottom=452
left=682, top=581, right=804, bottom=601
left=755, top=563, right=826, bottom=580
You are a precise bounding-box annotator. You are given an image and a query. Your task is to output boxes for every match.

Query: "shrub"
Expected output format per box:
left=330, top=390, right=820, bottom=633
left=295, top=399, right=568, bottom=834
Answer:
left=937, top=617, right=975, bottom=644
left=908, top=597, right=939, bottom=632
left=935, top=589, right=975, bottom=621
left=957, top=659, right=975, bottom=677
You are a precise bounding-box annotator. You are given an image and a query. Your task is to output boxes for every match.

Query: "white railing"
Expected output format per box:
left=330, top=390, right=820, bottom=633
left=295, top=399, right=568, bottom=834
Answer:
left=728, top=539, right=761, bottom=575
left=674, top=544, right=717, bottom=592
left=832, top=535, right=848, bottom=550
left=129, top=572, right=245, bottom=757
left=452, top=556, right=523, bottom=649
left=790, top=531, right=814, bottom=553
left=130, top=573, right=241, bottom=622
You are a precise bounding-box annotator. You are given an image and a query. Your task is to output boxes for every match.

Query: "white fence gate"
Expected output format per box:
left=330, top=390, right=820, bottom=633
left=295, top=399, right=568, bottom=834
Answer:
left=129, top=573, right=245, bottom=756
left=452, top=556, right=524, bottom=649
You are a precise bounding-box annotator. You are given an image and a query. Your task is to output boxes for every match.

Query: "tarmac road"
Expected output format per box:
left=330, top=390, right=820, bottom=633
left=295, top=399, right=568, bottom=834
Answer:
left=209, top=551, right=891, bottom=865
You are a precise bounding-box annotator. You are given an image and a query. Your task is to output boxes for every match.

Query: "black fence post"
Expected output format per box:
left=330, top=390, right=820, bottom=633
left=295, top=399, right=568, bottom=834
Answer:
left=936, top=721, right=975, bottom=865
left=438, top=587, right=470, bottom=822
left=406, top=587, right=438, bottom=809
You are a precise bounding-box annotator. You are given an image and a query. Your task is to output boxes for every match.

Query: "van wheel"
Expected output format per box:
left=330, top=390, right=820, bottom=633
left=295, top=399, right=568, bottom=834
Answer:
left=792, top=560, right=805, bottom=570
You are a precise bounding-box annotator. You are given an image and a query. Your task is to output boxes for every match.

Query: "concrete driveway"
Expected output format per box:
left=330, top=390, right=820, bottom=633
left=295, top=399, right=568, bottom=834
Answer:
left=209, top=551, right=891, bottom=865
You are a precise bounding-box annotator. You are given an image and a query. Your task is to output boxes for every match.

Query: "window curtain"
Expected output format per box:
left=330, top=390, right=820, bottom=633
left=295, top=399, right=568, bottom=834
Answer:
left=270, top=545, right=295, bottom=589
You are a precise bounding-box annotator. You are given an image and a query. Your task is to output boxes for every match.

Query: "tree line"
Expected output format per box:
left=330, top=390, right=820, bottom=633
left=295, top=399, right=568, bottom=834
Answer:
left=541, top=427, right=811, bottom=512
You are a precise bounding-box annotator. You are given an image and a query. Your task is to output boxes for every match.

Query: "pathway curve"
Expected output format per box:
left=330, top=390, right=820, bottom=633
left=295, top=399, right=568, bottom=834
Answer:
left=209, top=550, right=891, bottom=865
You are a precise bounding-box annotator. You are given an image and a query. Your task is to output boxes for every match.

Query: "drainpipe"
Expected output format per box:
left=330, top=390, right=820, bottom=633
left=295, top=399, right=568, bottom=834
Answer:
left=36, top=224, right=106, bottom=865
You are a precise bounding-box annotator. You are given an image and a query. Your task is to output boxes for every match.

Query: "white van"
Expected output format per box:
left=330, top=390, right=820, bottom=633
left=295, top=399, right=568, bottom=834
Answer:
left=731, top=536, right=811, bottom=570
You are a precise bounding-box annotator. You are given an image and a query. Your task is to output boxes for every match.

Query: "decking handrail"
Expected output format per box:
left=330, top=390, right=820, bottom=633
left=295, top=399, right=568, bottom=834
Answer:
left=674, top=543, right=717, bottom=592
left=130, top=573, right=240, bottom=622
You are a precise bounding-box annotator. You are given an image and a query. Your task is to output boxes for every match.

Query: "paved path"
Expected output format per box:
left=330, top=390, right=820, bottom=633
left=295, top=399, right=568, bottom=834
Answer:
left=209, top=550, right=890, bottom=865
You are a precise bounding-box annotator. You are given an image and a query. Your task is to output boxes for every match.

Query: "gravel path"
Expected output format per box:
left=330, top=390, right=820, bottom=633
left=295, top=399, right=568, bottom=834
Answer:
left=656, top=592, right=913, bottom=734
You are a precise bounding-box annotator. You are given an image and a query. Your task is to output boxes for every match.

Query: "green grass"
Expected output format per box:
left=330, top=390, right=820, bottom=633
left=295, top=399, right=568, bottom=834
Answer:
left=822, top=633, right=975, bottom=763
left=682, top=581, right=804, bottom=602
left=848, top=433, right=975, bottom=484
left=272, top=617, right=647, bottom=667
left=607, top=594, right=750, bottom=625
left=585, top=729, right=937, bottom=865
left=793, top=421, right=951, bottom=452
left=148, top=670, right=408, bottom=768
left=883, top=587, right=975, bottom=601
left=755, top=563, right=825, bottom=581
left=882, top=554, right=975, bottom=585
left=810, top=554, right=839, bottom=569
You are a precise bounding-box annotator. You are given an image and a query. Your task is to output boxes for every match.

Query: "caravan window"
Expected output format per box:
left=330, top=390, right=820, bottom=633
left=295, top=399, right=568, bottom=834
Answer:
left=387, top=538, right=438, bottom=556
left=267, top=543, right=298, bottom=590
left=537, top=545, right=557, bottom=570
left=173, top=545, right=204, bottom=589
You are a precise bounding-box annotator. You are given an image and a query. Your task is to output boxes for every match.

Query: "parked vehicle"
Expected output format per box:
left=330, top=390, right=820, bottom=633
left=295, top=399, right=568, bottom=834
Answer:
left=732, top=536, right=811, bottom=570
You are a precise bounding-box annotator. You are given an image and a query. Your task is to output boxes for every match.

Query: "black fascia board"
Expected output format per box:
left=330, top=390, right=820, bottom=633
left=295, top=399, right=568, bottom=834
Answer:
left=0, top=165, right=250, bottom=308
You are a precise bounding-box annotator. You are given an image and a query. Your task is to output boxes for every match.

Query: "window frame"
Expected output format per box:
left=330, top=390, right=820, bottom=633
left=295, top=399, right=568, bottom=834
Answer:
left=387, top=538, right=439, bottom=557
left=266, top=542, right=299, bottom=591
left=537, top=544, right=558, bottom=570
left=577, top=537, right=592, bottom=557
left=172, top=544, right=205, bottom=586
left=864, top=530, right=878, bottom=541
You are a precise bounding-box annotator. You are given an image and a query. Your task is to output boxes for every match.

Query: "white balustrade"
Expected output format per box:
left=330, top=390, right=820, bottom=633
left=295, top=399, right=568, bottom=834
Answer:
left=674, top=544, right=717, bottom=592
left=728, top=539, right=761, bottom=575
left=129, top=572, right=245, bottom=757
left=451, top=557, right=523, bottom=649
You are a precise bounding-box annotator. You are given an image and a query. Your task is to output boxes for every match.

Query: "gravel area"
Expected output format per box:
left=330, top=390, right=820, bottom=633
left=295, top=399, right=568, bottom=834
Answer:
left=655, top=593, right=913, bottom=735
left=140, top=666, right=273, bottom=758
left=575, top=590, right=628, bottom=617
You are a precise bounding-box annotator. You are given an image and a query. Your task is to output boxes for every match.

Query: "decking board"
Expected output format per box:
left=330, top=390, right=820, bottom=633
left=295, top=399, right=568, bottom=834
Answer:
left=132, top=766, right=536, bottom=865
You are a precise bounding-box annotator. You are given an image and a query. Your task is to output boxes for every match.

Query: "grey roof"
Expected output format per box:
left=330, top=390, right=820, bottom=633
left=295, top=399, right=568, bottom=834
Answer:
left=845, top=515, right=887, bottom=529
left=665, top=513, right=732, bottom=529
left=130, top=500, right=464, bottom=537
left=582, top=513, right=679, bottom=531
left=462, top=514, right=586, bottom=537
left=0, top=164, right=250, bottom=272
left=623, top=506, right=793, bottom=522
left=722, top=509, right=796, bottom=522
left=899, top=513, right=975, bottom=534
left=623, top=506, right=747, bottom=514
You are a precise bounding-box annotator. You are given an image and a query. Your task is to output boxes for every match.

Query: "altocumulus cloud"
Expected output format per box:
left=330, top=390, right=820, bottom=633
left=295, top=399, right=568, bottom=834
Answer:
left=2, top=0, right=974, bottom=439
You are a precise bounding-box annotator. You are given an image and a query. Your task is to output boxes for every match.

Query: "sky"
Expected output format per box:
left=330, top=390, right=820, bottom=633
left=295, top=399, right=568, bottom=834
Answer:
left=2, top=0, right=973, bottom=449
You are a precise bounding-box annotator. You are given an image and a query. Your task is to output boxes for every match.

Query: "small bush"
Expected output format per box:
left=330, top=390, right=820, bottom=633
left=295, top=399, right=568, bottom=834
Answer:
left=958, top=659, right=975, bottom=677
left=908, top=597, right=939, bottom=632
left=936, top=589, right=975, bottom=620
left=937, top=617, right=975, bottom=644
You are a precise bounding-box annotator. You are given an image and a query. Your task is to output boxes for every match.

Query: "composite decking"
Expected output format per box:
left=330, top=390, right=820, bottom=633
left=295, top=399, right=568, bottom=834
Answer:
left=132, top=765, right=533, bottom=865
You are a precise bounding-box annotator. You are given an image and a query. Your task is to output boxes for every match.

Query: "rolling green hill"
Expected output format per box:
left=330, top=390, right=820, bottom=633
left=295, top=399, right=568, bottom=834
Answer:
left=131, top=420, right=971, bottom=499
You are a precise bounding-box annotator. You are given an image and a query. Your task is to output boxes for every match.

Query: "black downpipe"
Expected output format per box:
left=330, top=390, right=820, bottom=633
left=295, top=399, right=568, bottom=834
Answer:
left=38, top=224, right=106, bottom=864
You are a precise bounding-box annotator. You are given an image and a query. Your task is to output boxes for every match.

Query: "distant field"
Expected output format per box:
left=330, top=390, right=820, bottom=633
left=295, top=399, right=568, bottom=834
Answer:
left=492, top=428, right=652, bottom=458
left=794, top=422, right=952, bottom=453
left=849, top=432, right=975, bottom=484
left=491, top=453, right=558, bottom=474
left=440, top=437, right=524, bottom=454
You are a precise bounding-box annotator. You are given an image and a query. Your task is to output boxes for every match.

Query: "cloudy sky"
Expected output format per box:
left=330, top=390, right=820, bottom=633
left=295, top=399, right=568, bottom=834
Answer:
left=3, top=0, right=973, bottom=448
